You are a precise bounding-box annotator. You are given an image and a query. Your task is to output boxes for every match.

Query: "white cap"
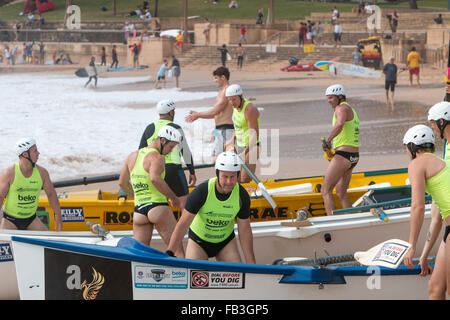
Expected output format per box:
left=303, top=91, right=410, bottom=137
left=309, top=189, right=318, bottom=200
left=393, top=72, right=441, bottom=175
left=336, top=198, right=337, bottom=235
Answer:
left=15, top=137, right=36, bottom=156
left=403, top=124, right=435, bottom=146
left=156, top=99, right=176, bottom=114
left=215, top=151, right=241, bottom=172
left=325, top=84, right=345, bottom=96
left=428, top=101, right=450, bottom=121
left=225, top=84, right=243, bottom=97
left=157, top=125, right=182, bottom=143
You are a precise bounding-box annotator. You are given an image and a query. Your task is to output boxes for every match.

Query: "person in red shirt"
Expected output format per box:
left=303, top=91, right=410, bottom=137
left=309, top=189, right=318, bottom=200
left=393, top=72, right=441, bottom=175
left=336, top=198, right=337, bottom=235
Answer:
left=298, top=22, right=306, bottom=46
left=240, top=25, right=247, bottom=44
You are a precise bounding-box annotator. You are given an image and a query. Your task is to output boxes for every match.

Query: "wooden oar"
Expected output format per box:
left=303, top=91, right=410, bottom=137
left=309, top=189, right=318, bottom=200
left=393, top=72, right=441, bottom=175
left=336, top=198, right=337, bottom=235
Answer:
left=53, top=163, right=214, bottom=188
left=276, top=239, right=411, bottom=269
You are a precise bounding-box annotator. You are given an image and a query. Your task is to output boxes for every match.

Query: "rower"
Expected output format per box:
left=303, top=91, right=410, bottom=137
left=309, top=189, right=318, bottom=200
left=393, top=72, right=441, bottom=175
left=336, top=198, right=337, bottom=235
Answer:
left=0, top=138, right=63, bottom=231
left=139, top=99, right=196, bottom=211
left=402, top=124, right=450, bottom=299
left=119, top=125, right=184, bottom=256
left=416, top=101, right=450, bottom=299
left=225, top=84, right=260, bottom=183
left=166, top=151, right=255, bottom=263
left=322, top=84, right=360, bottom=216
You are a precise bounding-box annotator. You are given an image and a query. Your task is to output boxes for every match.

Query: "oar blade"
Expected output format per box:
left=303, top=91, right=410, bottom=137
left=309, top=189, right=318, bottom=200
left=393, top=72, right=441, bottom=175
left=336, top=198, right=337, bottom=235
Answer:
left=354, top=239, right=411, bottom=269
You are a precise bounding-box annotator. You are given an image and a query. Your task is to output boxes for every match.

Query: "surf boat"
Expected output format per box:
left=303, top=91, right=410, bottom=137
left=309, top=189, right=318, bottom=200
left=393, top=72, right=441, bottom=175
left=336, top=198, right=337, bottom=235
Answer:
left=9, top=236, right=430, bottom=300
left=0, top=199, right=437, bottom=300
left=34, top=168, right=411, bottom=231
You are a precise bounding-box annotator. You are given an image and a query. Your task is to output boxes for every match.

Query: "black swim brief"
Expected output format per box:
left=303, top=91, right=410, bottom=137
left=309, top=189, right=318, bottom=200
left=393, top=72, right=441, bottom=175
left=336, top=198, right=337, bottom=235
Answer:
left=2, top=212, right=37, bottom=230
left=134, top=203, right=169, bottom=216
left=444, top=225, right=450, bottom=243
left=188, top=229, right=236, bottom=258
left=335, top=150, right=359, bottom=169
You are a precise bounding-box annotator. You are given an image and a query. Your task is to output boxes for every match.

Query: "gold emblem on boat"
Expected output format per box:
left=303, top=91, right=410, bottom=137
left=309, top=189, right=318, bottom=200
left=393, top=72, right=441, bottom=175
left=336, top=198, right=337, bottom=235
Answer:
left=80, top=267, right=105, bottom=300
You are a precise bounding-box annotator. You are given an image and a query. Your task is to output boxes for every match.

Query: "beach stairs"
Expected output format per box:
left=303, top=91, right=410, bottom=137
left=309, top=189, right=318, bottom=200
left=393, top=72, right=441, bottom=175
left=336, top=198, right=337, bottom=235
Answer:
left=177, top=43, right=355, bottom=67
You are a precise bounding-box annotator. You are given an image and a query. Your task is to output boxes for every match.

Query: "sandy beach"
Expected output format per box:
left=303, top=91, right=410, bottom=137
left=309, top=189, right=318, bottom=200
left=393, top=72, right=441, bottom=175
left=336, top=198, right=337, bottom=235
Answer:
left=2, top=59, right=446, bottom=192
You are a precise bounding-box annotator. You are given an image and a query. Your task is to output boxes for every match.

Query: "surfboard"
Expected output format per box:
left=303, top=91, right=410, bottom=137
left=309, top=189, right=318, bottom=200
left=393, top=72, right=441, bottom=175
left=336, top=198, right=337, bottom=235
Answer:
left=314, top=61, right=334, bottom=71
left=328, top=62, right=381, bottom=78
left=75, top=65, right=109, bottom=78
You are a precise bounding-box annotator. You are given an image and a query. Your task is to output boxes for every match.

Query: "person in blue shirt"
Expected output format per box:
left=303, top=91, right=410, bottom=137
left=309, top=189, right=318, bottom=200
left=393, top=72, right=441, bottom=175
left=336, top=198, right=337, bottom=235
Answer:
left=382, top=56, right=398, bottom=110
left=155, top=59, right=169, bottom=89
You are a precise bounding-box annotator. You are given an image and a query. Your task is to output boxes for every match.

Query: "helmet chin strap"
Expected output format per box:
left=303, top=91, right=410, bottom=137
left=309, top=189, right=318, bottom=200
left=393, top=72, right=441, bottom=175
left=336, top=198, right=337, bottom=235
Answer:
left=407, top=143, right=417, bottom=159
left=437, top=120, right=448, bottom=139
left=22, top=150, right=36, bottom=167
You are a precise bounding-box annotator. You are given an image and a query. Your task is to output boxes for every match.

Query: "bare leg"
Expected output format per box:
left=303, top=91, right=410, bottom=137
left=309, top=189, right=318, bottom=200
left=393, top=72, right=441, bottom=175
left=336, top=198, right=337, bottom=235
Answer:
left=428, top=241, right=447, bottom=300
left=321, top=155, right=351, bottom=215
left=216, top=238, right=242, bottom=263
left=150, top=206, right=184, bottom=257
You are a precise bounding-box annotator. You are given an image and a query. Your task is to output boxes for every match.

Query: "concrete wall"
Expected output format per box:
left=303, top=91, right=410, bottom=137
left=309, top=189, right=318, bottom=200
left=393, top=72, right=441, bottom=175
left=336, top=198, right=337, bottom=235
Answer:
left=126, top=38, right=174, bottom=66
left=194, top=23, right=278, bottom=45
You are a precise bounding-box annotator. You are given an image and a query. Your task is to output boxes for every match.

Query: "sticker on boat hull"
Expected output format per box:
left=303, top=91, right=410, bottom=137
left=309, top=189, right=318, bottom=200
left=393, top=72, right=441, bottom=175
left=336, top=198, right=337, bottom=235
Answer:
left=190, top=271, right=245, bottom=289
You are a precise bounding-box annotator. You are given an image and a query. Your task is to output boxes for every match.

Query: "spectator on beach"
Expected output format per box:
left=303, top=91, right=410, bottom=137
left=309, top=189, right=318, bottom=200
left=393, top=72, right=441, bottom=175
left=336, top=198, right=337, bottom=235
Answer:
left=229, top=0, right=238, bottom=9
left=25, top=42, right=33, bottom=64
left=364, top=2, right=372, bottom=15
left=217, top=44, right=229, bottom=67
left=256, top=8, right=264, bottom=24
left=236, top=43, right=245, bottom=70
left=64, top=53, right=73, bottom=64
left=123, top=22, right=134, bottom=44
left=407, top=46, right=421, bottom=88
left=140, top=9, right=152, bottom=22
left=387, top=9, right=399, bottom=37
left=316, top=21, right=323, bottom=46
left=175, top=31, right=184, bottom=53
left=13, top=23, right=20, bottom=41
left=203, top=18, right=211, bottom=45
left=333, top=21, right=342, bottom=47
left=434, top=14, right=443, bottom=24
left=100, top=46, right=106, bottom=66
left=352, top=47, right=361, bottom=65
left=154, top=19, right=161, bottom=37
left=240, top=25, right=247, bottom=44
left=155, top=59, right=169, bottom=89
left=298, top=22, right=306, bottom=47
left=331, top=6, right=339, bottom=24
left=171, top=55, right=181, bottom=88
left=4, top=47, right=10, bottom=65
left=358, top=1, right=365, bottom=16
left=111, top=45, right=119, bottom=68
left=382, top=56, right=398, bottom=110
left=84, top=56, right=98, bottom=88
left=39, top=42, right=44, bottom=65
left=129, top=43, right=141, bottom=67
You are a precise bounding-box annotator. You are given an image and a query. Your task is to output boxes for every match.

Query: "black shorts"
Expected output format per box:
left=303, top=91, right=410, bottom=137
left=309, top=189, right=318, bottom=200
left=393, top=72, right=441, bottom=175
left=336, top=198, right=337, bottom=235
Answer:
left=335, top=150, right=359, bottom=169
left=134, top=203, right=169, bottom=216
left=2, top=212, right=37, bottom=230
left=188, top=229, right=235, bottom=258
left=385, top=80, right=396, bottom=91
left=444, top=225, right=450, bottom=243
left=165, top=163, right=189, bottom=197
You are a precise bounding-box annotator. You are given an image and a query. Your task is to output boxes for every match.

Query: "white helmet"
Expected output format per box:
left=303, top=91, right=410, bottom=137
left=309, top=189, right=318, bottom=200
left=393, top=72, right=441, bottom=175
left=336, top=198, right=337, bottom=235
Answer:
left=225, top=84, right=243, bottom=97
left=157, top=125, right=182, bottom=143
left=215, top=151, right=241, bottom=172
left=403, top=124, right=435, bottom=146
left=156, top=99, right=176, bottom=114
left=427, top=101, right=450, bottom=121
left=325, top=84, right=346, bottom=96
left=15, top=137, right=36, bottom=156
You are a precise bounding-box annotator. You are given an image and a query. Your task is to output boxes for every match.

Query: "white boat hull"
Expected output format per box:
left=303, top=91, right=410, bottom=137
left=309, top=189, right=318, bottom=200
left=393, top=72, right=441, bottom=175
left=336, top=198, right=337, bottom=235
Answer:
left=11, top=236, right=430, bottom=300
left=0, top=204, right=439, bottom=299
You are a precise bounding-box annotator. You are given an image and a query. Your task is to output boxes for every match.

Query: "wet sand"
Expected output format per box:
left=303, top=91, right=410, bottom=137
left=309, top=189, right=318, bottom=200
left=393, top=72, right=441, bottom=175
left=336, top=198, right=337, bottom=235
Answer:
left=7, top=60, right=444, bottom=191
